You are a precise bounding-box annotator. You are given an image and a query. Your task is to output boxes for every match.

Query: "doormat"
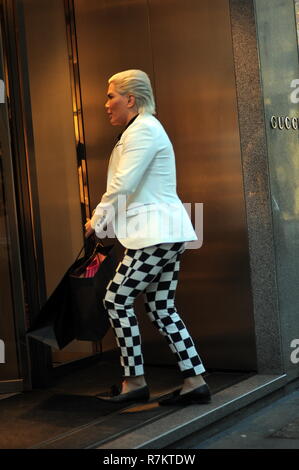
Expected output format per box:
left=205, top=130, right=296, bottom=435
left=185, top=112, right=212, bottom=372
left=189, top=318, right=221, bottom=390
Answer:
left=0, top=359, right=254, bottom=449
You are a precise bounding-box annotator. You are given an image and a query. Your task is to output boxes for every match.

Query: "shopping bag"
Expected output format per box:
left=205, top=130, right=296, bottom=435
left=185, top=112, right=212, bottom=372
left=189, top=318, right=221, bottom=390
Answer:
left=69, top=240, right=118, bottom=341
left=27, top=237, right=118, bottom=349
left=26, top=269, right=76, bottom=350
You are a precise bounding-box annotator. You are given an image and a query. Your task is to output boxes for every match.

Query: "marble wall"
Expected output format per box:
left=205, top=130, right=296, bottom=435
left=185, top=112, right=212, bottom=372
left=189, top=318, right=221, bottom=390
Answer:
left=230, top=0, right=299, bottom=377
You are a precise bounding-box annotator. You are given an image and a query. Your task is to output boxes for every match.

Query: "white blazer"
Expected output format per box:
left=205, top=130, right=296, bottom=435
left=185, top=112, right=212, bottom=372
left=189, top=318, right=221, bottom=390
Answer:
left=91, top=113, right=198, bottom=249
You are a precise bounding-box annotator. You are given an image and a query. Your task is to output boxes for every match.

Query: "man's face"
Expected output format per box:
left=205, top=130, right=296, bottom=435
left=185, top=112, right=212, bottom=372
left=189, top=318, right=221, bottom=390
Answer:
left=105, top=82, right=131, bottom=126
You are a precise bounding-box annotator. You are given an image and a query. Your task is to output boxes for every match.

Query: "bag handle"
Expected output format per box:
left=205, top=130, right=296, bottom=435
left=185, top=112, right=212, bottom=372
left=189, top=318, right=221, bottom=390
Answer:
left=75, top=234, right=104, bottom=262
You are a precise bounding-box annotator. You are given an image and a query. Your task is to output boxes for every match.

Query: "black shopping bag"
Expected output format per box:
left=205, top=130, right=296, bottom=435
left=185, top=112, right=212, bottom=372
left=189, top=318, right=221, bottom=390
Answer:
left=27, top=237, right=118, bottom=349
left=69, top=241, right=118, bottom=341
left=26, top=269, right=76, bottom=350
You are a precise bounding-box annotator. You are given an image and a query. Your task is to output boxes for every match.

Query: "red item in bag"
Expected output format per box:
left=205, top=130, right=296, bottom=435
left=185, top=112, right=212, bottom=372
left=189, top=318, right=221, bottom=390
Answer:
left=84, top=253, right=106, bottom=278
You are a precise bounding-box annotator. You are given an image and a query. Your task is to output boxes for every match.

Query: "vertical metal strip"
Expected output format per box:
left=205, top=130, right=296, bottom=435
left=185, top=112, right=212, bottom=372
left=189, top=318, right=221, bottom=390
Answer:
left=294, top=1, right=299, bottom=47
left=64, top=0, right=91, bottom=225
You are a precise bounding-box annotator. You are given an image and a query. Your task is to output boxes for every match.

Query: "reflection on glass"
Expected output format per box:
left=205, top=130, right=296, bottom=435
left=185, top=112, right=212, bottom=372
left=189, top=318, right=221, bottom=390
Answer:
left=0, top=115, right=21, bottom=380
left=65, top=0, right=91, bottom=221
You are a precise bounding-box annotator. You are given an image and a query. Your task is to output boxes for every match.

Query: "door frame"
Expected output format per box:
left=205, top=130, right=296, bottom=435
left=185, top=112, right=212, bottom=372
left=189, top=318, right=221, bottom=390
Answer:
left=0, top=0, right=52, bottom=390
left=1, top=0, right=102, bottom=390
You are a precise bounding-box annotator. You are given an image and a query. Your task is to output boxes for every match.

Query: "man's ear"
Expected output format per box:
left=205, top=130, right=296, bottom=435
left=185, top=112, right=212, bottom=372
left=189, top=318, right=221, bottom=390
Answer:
left=127, top=94, right=136, bottom=109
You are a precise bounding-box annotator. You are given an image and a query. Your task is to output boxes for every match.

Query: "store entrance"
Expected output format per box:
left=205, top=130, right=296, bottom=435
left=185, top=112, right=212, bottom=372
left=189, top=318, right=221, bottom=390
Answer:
left=71, top=0, right=257, bottom=371
left=18, top=0, right=257, bottom=386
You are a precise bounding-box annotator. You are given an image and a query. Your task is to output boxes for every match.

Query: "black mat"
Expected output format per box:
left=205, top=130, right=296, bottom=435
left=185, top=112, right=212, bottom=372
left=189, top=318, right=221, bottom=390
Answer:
left=0, top=357, right=254, bottom=449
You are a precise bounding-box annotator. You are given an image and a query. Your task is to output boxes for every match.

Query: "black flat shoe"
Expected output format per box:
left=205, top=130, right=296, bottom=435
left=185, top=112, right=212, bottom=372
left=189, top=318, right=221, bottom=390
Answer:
left=159, top=383, right=211, bottom=406
left=96, top=384, right=150, bottom=404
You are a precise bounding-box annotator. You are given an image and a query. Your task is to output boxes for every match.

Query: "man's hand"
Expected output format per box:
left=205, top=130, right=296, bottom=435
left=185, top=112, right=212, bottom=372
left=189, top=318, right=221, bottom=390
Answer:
left=84, top=218, right=95, bottom=238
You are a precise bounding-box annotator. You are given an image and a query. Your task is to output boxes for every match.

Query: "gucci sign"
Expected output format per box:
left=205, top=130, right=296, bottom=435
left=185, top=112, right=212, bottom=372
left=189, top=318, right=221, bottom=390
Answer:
left=270, top=115, right=299, bottom=130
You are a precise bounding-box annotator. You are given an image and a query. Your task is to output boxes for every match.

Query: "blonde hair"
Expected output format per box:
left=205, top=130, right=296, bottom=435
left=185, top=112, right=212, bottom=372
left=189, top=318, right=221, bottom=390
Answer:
left=108, top=69, right=156, bottom=115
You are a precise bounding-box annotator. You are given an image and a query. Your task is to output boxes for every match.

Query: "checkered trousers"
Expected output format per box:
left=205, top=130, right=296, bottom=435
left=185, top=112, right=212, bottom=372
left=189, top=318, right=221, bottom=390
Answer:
left=103, top=241, right=205, bottom=378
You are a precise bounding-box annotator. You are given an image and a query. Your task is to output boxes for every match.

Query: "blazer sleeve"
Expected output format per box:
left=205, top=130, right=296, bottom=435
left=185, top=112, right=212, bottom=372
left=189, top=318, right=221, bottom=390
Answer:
left=90, top=121, right=158, bottom=232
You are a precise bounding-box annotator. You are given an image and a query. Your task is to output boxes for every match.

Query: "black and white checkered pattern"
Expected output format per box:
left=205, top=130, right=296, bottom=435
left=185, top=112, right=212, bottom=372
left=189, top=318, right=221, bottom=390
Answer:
left=103, top=242, right=205, bottom=378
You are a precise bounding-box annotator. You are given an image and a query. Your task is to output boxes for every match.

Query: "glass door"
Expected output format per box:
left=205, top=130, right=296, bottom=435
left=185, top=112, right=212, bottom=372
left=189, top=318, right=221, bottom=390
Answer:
left=0, top=130, right=21, bottom=390
left=0, top=17, right=27, bottom=393
left=21, top=0, right=100, bottom=367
